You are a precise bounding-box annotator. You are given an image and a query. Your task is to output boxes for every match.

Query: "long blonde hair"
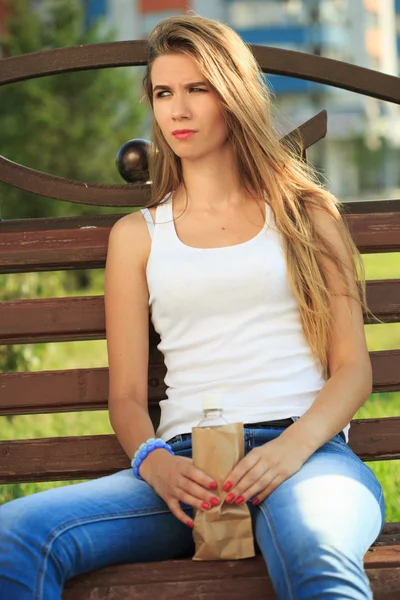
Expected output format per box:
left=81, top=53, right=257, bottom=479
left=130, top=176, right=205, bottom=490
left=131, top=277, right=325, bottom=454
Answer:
left=142, top=14, right=375, bottom=380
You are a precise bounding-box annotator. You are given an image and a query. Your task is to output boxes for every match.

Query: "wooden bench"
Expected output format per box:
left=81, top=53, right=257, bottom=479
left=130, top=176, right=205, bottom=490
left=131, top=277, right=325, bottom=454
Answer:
left=0, top=42, right=399, bottom=599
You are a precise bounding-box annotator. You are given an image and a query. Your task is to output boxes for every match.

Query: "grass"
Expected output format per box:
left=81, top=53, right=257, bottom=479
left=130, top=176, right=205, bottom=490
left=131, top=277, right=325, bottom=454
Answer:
left=0, top=253, right=399, bottom=522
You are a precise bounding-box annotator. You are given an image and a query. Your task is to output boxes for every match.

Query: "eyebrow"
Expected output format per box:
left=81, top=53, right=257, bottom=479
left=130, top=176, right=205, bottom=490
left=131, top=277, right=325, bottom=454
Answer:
left=152, top=81, right=208, bottom=93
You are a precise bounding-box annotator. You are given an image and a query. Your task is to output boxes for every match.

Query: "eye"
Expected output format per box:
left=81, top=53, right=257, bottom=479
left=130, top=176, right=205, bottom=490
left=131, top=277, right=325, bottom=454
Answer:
left=155, top=87, right=207, bottom=98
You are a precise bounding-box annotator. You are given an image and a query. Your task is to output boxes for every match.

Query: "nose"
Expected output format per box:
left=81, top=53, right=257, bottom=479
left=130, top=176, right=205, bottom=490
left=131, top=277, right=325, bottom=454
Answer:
left=171, top=93, right=191, bottom=121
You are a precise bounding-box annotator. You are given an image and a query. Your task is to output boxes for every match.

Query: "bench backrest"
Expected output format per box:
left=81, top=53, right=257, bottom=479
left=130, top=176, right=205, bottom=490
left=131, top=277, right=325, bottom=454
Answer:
left=0, top=42, right=399, bottom=485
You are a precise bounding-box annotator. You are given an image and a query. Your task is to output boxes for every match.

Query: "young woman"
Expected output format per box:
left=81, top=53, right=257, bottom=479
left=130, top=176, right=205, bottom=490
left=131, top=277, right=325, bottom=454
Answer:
left=0, top=14, right=385, bottom=600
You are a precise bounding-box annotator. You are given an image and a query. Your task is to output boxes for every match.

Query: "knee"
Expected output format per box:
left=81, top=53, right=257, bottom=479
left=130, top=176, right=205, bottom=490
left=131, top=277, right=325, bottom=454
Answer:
left=0, top=495, right=73, bottom=584
left=0, top=496, right=46, bottom=557
left=0, top=497, right=29, bottom=542
left=290, top=541, right=372, bottom=598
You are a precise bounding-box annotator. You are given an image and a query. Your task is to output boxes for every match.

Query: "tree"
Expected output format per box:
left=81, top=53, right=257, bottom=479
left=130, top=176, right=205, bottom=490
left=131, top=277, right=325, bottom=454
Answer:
left=0, top=0, right=148, bottom=375
left=0, top=0, right=147, bottom=220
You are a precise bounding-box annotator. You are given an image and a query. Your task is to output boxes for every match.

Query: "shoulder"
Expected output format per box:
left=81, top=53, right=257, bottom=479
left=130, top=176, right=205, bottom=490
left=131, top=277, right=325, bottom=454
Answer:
left=107, top=210, right=152, bottom=272
left=305, top=202, right=348, bottom=253
left=109, top=209, right=147, bottom=238
left=305, top=202, right=338, bottom=231
left=305, top=201, right=356, bottom=291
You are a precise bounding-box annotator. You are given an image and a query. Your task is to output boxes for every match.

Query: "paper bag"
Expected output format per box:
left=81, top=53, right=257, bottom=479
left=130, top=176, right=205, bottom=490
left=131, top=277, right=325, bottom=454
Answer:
left=191, top=422, right=255, bottom=561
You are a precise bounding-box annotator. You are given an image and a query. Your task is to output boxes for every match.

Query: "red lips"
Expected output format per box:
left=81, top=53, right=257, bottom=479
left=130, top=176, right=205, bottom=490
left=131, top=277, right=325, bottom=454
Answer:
left=172, top=129, right=196, bottom=135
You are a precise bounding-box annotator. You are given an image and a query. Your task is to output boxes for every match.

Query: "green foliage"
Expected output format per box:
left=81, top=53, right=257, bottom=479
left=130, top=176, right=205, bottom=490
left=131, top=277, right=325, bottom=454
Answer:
left=351, top=134, right=399, bottom=192
left=0, top=272, right=55, bottom=372
left=0, top=0, right=147, bottom=220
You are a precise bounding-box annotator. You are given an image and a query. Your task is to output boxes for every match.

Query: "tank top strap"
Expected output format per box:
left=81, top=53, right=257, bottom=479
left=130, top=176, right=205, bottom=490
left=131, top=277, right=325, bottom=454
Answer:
left=149, top=192, right=178, bottom=246
left=155, top=192, right=173, bottom=224
left=140, top=207, right=154, bottom=239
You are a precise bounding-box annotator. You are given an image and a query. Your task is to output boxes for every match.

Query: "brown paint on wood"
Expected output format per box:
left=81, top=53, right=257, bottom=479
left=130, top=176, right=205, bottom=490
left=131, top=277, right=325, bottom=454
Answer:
left=1, top=43, right=399, bottom=103
left=0, top=350, right=398, bottom=416
left=0, top=418, right=398, bottom=484
left=61, top=551, right=400, bottom=600
left=0, top=280, right=398, bottom=346
left=0, top=208, right=399, bottom=276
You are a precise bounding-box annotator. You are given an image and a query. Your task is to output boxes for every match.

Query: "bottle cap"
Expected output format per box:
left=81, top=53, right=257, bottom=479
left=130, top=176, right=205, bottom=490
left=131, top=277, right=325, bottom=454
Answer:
left=202, top=393, right=222, bottom=411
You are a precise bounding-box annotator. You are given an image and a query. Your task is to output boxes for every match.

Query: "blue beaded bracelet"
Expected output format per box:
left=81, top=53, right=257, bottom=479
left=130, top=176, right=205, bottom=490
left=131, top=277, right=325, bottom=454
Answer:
left=131, top=437, right=174, bottom=481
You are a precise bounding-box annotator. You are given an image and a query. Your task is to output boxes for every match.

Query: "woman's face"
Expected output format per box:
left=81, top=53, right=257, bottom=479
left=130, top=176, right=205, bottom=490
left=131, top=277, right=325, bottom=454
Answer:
left=150, top=53, right=229, bottom=160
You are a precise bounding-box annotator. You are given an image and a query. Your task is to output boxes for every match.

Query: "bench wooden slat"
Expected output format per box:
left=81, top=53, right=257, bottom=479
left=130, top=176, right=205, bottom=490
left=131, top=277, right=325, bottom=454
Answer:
left=0, top=418, right=398, bottom=483
left=66, top=577, right=276, bottom=600
left=2, top=42, right=400, bottom=106
left=60, top=533, right=397, bottom=586
left=0, top=209, right=399, bottom=274
left=63, top=569, right=400, bottom=600
left=0, top=280, right=398, bottom=345
left=62, top=544, right=400, bottom=600
left=0, top=350, right=398, bottom=415
left=64, top=569, right=400, bottom=600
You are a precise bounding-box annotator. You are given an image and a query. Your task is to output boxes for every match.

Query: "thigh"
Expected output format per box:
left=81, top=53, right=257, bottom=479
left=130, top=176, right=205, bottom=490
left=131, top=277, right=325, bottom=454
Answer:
left=0, top=466, right=194, bottom=584
left=250, top=432, right=385, bottom=595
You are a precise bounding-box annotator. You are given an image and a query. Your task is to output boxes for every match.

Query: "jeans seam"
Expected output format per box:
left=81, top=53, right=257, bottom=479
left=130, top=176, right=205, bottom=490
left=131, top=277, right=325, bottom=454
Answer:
left=34, top=505, right=172, bottom=600
left=377, top=485, right=386, bottom=537
left=259, top=501, right=297, bottom=600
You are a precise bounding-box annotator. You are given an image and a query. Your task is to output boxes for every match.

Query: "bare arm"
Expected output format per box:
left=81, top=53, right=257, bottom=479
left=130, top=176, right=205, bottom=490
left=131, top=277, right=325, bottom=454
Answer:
left=279, top=205, right=372, bottom=454
left=104, top=212, right=220, bottom=524
left=104, top=212, right=163, bottom=462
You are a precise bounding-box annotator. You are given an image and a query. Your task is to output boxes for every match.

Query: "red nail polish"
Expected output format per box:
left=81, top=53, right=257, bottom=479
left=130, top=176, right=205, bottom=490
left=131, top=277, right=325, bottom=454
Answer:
left=210, top=496, right=220, bottom=506
left=252, top=497, right=260, bottom=505
left=225, top=493, right=235, bottom=503
left=187, top=520, right=194, bottom=528
left=209, top=481, right=218, bottom=490
left=223, top=481, right=232, bottom=492
left=235, top=495, right=245, bottom=505
left=201, top=502, right=210, bottom=510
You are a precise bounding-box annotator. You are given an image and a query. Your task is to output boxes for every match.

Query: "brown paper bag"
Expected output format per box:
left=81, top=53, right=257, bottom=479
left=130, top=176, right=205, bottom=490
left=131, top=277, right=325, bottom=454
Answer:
left=191, top=422, right=255, bottom=561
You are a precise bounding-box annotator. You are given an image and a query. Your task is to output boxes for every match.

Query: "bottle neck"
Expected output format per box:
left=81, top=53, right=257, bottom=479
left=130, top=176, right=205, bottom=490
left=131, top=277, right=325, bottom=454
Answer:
left=203, top=408, right=223, bottom=419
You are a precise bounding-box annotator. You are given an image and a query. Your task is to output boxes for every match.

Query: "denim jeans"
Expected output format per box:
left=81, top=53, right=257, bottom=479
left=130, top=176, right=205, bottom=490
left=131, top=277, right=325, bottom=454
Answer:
left=0, top=426, right=385, bottom=600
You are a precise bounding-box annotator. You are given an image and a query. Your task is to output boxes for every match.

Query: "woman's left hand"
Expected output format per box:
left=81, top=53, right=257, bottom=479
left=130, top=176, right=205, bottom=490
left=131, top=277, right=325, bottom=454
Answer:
left=222, top=434, right=311, bottom=505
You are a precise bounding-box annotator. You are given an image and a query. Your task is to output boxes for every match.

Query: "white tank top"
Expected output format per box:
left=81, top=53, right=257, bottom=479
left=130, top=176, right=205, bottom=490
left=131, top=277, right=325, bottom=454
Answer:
left=141, top=193, right=350, bottom=444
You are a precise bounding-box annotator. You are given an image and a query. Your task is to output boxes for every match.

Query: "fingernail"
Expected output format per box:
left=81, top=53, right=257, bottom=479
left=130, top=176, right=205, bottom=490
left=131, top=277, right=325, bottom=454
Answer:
left=225, top=493, right=235, bottom=503
left=201, top=502, right=210, bottom=510
left=209, top=481, right=218, bottom=490
left=235, top=495, right=245, bottom=505
left=187, top=520, right=194, bottom=528
left=252, top=497, right=261, bottom=505
left=210, top=496, right=220, bottom=506
left=223, top=481, right=232, bottom=492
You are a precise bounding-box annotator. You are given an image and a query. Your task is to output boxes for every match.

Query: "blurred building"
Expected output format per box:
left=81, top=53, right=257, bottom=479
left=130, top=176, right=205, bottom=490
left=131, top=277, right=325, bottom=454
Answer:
left=1, top=0, right=399, bottom=196
left=81, top=0, right=400, bottom=198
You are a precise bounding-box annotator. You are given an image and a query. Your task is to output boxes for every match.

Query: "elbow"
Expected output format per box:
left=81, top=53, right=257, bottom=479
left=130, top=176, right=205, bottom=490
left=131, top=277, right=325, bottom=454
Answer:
left=364, top=361, right=373, bottom=398
left=355, top=359, right=373, bottom=399
left=359, top=352, right=373, bottom=398
left=108, top=392, right=148, bottom=431
left=108, top=394, right=126, bottom=431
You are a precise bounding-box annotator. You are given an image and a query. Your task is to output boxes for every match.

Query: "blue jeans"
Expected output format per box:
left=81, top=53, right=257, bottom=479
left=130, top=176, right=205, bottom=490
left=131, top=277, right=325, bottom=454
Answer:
left=0, top=427, right=385, bottom=600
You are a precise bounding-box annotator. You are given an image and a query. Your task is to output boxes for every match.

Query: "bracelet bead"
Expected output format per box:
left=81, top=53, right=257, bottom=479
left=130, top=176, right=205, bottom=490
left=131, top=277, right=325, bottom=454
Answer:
left=131, top=437, right=174, bottom=481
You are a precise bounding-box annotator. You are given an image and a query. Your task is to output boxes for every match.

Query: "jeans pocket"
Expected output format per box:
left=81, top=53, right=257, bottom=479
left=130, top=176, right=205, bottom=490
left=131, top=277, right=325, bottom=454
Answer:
left=171, top=439, right=193, bottom=457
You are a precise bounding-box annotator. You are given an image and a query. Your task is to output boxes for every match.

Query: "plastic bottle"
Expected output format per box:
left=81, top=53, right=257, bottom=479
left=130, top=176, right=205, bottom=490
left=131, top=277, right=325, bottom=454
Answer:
left=197, top=393, right=228, bottom=427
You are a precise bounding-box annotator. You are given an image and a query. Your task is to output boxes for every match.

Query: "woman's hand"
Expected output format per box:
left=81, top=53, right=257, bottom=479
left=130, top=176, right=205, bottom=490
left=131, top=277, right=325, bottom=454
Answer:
left=140, top=450, right=221, bottom=527
left=222, top=435, right=310, bottom=505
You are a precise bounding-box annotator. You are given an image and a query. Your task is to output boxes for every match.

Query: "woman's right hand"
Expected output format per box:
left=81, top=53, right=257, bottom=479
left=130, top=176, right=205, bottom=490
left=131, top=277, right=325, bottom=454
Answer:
left=140, top=450, right=220, bottom=527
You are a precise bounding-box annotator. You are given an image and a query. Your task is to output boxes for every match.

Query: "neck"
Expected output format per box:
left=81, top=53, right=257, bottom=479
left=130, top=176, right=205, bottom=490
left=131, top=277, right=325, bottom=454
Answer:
left=176, top=142, right=250, bottom=211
